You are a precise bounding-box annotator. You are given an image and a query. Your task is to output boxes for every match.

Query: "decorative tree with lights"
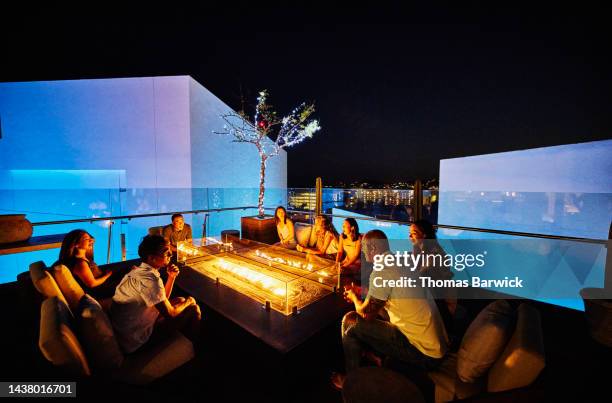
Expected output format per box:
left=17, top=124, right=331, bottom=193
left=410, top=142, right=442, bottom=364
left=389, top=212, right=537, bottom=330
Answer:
left=215, top=90, right=321, bottom=217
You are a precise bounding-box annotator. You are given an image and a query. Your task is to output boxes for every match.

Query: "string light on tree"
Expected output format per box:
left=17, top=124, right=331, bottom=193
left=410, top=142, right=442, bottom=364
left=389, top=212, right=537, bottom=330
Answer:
left=215, top=90, right=321, bottom=217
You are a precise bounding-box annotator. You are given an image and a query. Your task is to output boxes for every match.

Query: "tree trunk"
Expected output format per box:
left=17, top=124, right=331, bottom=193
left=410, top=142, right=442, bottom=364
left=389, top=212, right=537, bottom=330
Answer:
left=258, top=157, right=266, bottom=217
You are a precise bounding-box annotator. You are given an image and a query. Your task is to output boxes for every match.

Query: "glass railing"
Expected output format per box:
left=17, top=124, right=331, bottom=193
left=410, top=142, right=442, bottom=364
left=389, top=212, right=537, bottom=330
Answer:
left=1, top=186, right=607, bottom=315
left=438, top=190, right=610, bottom=240
left=322, top=208, right=609, bottom=311
left=288, top=187, right=438, bottom=223
left=287, top=187, right=317, bottom=212
left=1, top=206, right=267, bottom=284
left=0, top=186, right=289, bottom=282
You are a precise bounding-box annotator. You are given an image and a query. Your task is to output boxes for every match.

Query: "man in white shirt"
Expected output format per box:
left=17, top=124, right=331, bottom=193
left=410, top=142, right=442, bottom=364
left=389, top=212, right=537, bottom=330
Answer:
left=332, top=230, right=448, bottom=390
left=110, top=234, right=201, bottom=353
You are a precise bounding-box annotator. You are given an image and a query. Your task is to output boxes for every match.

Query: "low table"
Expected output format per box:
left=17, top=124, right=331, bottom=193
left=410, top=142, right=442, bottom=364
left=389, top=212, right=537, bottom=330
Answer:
left=176, top=264, right=351, bottom=354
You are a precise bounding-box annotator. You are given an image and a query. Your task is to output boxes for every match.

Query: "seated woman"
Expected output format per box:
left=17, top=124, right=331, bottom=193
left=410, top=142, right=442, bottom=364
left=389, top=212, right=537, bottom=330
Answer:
left=55, top=229, right=115, bottom=296
left=296, top=215, right=338, bottom=260
left=336, top=218, right=362, bottom=276
left=410, top=219, right=457, bottom=335
left=274, top=206, right=297, bottom=249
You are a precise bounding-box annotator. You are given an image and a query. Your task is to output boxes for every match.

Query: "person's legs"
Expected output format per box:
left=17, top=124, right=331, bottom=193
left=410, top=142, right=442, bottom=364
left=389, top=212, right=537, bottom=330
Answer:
left=341, top=311, right=366, bottom=372
left=153, top=298, right=202, bottom=343
left=342, top=260, right=361, bottom=275
left=343, top=311, right=442, bottom=372
left=343, top=312, right=412, bottom=370
left=180, top=304, right=202, bottom=342
left=169, top=302, right=202, bottom=342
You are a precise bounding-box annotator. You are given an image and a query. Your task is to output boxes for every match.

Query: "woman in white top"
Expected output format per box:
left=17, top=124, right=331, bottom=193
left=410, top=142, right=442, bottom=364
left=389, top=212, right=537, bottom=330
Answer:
left=336, top=218, right=362, bottom=275
left=297, top=215, right=338, bottom=259
left=274, top=206, right=297, bottom=249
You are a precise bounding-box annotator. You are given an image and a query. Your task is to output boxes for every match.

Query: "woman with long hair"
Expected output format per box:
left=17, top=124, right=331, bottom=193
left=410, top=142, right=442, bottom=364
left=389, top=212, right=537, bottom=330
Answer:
left=55, top=229, right=112, bottom=292
left=336, top=218, right=362, bottom=275
left=409, top=219, right=457, bottom=334
left=296, top=215, right=338, bottom=259
left=274, top=206, right=297, bottom=249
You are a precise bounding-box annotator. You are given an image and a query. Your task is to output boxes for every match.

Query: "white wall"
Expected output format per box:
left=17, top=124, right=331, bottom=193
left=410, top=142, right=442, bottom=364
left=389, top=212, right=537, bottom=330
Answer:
left=0, top=75, right=288, bottom=281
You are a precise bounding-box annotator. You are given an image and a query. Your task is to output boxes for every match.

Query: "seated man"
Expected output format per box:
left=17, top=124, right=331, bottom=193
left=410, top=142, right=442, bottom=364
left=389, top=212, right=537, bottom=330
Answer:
left=332, top=230, right=448, bottom=389
left=110, top=234, right=201, bottom=354
left=163, top=213, right=193, bottom=254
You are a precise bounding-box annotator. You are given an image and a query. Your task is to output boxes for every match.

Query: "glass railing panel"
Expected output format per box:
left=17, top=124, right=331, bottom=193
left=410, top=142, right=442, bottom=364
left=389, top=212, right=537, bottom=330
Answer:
left=0, top=186, right=122, bottom=282
left=323, top=188, right=416, bottom=221
left=0, top=219, right=119, bottom=283
left=327, top=208, right=607, bottom=311
left=0, top=188, right=121, bottom=224
left=287, top=188, right=317, bottom=212
left=435, top=227, right=608, bottom=311
left=438, top=190, right=612, bottom=240
left=422, top=189, right=439, bottom=224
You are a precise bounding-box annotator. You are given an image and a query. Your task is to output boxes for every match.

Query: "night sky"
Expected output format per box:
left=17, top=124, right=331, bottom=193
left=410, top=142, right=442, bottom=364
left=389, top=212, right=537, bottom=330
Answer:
left=2, top=3, right=610, bottom=186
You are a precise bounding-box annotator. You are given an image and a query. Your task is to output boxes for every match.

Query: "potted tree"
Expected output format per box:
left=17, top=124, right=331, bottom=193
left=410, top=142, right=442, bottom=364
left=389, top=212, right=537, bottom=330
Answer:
left=215, top=90, right=320, bottom=243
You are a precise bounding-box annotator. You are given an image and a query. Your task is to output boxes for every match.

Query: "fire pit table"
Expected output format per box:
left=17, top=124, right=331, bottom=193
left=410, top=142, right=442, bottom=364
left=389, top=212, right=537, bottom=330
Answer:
left=176, top=238, right=351, bottom=353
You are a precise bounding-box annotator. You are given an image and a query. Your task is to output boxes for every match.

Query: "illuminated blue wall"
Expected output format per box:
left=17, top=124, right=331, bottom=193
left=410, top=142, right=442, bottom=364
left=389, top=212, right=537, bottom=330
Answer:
left=438, top=140, right=612, bottom=239
left=0, top=76, right=286, bottom=282
left=438, top=140, right=612, bottom=310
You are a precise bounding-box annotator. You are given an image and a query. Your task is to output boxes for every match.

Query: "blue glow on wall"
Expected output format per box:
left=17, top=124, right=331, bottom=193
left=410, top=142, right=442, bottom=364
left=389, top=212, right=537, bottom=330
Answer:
left=438, top=140, right=612, bottom=310
left=0, top=76, right=287, bottom=282
left=438, top=139, right=612, bottom=239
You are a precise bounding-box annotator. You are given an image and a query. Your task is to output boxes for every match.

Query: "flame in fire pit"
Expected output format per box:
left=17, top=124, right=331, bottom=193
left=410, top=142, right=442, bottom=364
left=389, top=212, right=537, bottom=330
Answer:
left=255, top=249, right=314, bottom=271
left=216, top=258, right=286, bottom=296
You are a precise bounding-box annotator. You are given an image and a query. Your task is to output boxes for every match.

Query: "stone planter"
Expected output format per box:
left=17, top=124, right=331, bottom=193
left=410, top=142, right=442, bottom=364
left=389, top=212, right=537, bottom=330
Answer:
left=0, top=214, right=33, bottom=244
left=241, top=215, right=279, bottom=244
left=580, top=288, right=612, bottom=347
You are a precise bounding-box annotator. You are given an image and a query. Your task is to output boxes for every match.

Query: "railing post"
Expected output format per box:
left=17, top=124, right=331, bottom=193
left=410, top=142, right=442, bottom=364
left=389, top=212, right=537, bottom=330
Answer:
left=107, top=220, right=114, bottom=264
left=606, top=222, right=612, bottom=290
left=413, top=179, right=423, bottom=222
left=202, top=213, right=209, bottom=243
left=315, top=177, right=322, bottom=216
left=120, top=233, right=126, bottom=262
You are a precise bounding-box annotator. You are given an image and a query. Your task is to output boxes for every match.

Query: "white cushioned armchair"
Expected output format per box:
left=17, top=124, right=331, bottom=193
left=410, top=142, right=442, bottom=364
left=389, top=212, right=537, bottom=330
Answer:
left=30, top=261, right=196, bottom=385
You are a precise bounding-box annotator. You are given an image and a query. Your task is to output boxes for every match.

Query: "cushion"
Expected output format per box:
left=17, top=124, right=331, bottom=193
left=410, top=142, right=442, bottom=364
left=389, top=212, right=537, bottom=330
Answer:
left=52, top=264, right=85, bottom=313
left=77, top=294, right=124, bottom=371
left=295, top=223, right=311, bottom=246
left=487, top=303, right=545, bottom=392
left=428, top=353, right=485, bottom=402
left=457, top=300, right=515, bottom=383
left=29, top=261, right=70, bottom=314
left=116, top=331, right=195, bottom=385
left=295, top=223, right=316, bottom=247
left=39, top=297, right=91, bottom=376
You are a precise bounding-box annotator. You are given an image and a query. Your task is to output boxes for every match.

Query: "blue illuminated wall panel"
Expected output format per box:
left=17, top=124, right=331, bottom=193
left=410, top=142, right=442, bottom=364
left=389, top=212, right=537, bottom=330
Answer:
left=438, top=140, right=612, bottom=310
left=0, top=76, right=287, bottom=282
left=438, top=140, right=612, bottom=239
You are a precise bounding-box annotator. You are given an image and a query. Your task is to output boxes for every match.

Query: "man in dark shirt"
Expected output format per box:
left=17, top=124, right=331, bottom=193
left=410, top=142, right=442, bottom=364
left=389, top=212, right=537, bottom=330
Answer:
left=162, top=214, right=193, bottom=254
